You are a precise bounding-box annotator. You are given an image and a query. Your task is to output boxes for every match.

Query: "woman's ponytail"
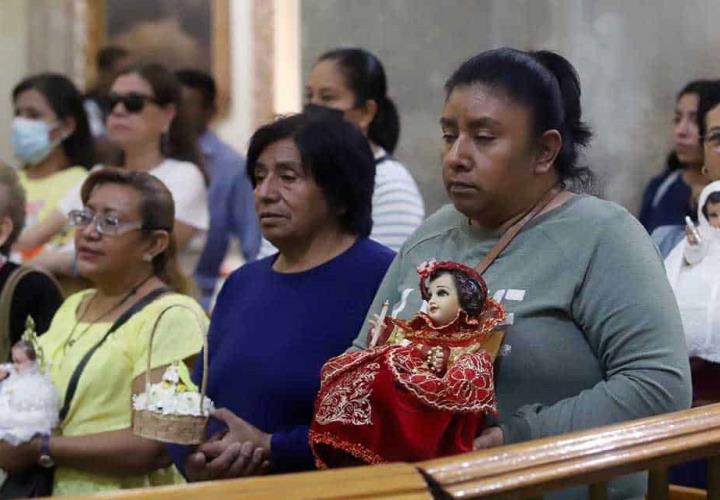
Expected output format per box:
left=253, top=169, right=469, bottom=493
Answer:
left=531, top=50, right=593, bottom=189
left=369, top=95, right=400, bottom=154
left=319, top=48, right=401, bottom=154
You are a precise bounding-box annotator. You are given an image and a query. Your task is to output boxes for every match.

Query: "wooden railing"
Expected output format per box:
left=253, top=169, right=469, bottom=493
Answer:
left=71, top=404, right=720, bottom=499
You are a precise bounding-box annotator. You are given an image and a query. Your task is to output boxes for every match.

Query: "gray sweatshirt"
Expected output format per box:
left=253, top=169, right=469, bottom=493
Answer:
left=352, top=195, right=691, bottom=499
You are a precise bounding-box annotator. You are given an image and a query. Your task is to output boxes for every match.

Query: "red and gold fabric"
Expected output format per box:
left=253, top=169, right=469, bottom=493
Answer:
left=310, top=299, right=505, bottom=467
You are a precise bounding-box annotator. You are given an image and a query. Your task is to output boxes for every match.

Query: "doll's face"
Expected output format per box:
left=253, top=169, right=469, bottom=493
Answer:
left=11, top=346, right=33, bottom=373
left=706, top=201, right=720, bottom=228
left=427, top=273, right=461, bottom=325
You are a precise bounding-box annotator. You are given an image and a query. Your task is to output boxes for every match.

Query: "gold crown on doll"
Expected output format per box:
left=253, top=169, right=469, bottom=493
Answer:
left=20, top=316, right=45, bottom=369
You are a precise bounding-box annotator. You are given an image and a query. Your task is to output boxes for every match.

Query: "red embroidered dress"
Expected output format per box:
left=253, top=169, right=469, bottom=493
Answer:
left=309, top=299, right=505, bottom=467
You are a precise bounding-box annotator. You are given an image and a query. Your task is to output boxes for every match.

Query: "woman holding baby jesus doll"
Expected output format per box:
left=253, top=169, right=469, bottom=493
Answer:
left=0, top=169, right=207, bottom=497
left=310, top=260, right=505, bottom=466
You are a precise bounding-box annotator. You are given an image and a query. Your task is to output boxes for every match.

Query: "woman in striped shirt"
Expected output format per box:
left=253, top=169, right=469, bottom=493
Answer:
left=258, top=48, right=424, bottom=258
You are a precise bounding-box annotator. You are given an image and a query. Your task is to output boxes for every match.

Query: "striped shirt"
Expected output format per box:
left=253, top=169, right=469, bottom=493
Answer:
left=370, top=149, right=425, bottom=250
left=257, top=148, right=425, bottom=258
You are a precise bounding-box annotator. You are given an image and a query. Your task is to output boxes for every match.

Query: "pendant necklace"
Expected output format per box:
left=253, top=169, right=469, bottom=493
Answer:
left=64, top=274, right=154, bottom=352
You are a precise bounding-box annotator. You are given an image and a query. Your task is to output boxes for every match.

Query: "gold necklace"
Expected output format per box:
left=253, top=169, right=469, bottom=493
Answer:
left=63, top=274, right=153, bottom=352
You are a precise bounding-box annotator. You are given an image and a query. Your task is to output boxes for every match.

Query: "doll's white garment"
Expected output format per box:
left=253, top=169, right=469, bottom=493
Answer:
left=666, top=181, right=720, bottom=363
left=0, top=363, right=58, bottom=446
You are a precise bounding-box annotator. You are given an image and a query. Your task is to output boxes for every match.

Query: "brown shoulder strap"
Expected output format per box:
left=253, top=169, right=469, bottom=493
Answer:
left=475, top=186, right=562, bottom=276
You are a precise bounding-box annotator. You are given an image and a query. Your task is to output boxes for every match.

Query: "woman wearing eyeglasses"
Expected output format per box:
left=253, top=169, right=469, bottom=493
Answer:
left=0, top=168, right=207, bottom=496
left=10, top=74, right=94, bottom=261
left=17, top=64, right=208, bottom=286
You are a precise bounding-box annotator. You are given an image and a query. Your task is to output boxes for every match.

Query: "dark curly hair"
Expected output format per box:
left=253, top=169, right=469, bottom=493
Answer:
left=428, top=269, right=486, bottom=318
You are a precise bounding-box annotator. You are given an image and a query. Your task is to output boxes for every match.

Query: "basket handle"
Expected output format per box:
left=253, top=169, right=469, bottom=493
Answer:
left=144, top=304, right=209, bottom=415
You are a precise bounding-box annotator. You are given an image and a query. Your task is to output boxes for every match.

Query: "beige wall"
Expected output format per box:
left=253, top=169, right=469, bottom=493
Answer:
left=0, top=0, right=29, bottom=165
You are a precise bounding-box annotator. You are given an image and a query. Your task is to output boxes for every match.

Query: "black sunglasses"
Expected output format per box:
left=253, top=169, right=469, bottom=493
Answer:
left=108, top=92, right=161, bottom=114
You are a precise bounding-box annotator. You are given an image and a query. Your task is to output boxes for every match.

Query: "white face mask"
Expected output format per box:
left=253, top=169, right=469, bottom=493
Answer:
left=10, top=117, right=61, bottom=166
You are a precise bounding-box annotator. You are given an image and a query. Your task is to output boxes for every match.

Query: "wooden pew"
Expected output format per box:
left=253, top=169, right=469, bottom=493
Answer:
left=67, top=404, right=720, bottom=499
left=68, top=463, right=430, bottom=499
left=419, top=404, right=720, bottom=498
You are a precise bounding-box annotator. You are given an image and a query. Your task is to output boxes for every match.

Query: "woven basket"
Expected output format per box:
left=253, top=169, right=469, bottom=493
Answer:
left=132, top=305, right=209, bottom=445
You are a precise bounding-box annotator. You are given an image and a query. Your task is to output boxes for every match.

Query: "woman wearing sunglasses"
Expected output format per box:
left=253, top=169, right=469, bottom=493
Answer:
left=18, top=64, right=208, bottom=287
left=11, top=74, right=94, bottom=261
left=0, top=168, right=207, bottom=496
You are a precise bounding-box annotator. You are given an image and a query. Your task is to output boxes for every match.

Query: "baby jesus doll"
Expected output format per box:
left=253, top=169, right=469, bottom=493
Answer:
left=0, top=319, right=58, bottom=447
left=309, top=260, right=506, bottom=467
left=666, top=181, right=720, bottom=370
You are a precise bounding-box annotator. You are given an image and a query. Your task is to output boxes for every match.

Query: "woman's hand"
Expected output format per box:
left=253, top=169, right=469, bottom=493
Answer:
left=0, top=438, right=40, bottom=472
left=186, top=409, right=270, bottom=481
left=472, top=426, right=504, bottom=450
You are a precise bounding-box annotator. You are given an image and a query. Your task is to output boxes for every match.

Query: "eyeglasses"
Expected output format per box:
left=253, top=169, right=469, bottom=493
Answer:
left=702, top=132, right=720, bottom=152
left=68, top=209, right=143, bottom=236
left=107, top=92, right=161, bottom=114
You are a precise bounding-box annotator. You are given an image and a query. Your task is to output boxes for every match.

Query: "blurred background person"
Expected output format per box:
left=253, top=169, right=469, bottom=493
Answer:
left=175, top=69, right=260, bottom=309
left=0, top=162, right=62, bottom=357
left=83, top=46, right=132, bottom=139
left=17, top=64, right=208, bottom=291
left=11, top=73, right=93, bottom=262
left=639, top=80, right=711, bottom=234
left=257, top=47, right=425, bottom=258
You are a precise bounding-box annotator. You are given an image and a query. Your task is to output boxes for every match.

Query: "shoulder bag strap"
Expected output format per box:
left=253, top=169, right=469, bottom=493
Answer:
left=475, top=186, right=563, bottom=275
left=58, top=286, right=170, bottom=422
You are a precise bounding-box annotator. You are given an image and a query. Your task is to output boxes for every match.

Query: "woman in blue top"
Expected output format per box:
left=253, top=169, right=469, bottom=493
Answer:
left=169, top=111, right=394, bottom=479
left=639, top=80, right=711, bottom=234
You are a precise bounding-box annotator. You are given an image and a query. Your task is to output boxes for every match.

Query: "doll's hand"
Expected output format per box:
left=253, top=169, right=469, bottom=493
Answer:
left=685, top=224, right=701, bottom=246
left=368, top=314, right=382, bottom=333
left=426, top=346, right=450, bottom=375
left=367, top=314, right=391, bottom=346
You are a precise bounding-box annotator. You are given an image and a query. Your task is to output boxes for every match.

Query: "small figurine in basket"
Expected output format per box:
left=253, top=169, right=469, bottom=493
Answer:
left=309, top=260, right=506, bottom=467
left=0, top=317, right=59, bottom=446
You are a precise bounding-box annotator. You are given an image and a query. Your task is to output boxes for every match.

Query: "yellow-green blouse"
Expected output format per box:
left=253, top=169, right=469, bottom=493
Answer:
left=39, top=290, right=207, bottom=496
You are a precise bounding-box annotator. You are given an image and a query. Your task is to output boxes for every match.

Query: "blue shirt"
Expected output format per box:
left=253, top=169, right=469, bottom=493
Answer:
left=194, top=131, right=261, bottom=307
left=169, top=238, right=394, bottom=473
left=638, top=169, right=693, bottom=234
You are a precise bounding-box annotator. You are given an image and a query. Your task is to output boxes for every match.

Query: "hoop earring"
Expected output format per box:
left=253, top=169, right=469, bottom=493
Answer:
left=702, top=165, right=709, bottom=176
